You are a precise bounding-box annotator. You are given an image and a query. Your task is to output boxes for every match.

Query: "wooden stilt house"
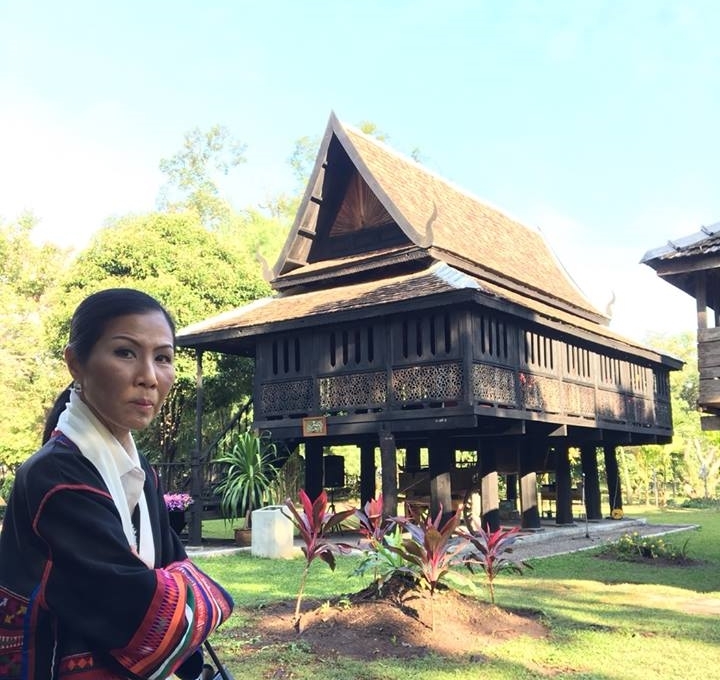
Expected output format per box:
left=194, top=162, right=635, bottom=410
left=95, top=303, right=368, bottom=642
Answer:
left=178, top=113, right=681, bottom=543
left=642, top=223, right=720, bottom=429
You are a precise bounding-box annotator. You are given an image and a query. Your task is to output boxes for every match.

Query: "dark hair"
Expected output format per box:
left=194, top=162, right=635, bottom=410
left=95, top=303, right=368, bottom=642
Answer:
left=42, top=288, right=176, bottom=443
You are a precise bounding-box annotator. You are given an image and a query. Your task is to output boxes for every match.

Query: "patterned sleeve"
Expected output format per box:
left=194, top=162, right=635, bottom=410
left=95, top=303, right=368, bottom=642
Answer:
left=29, top=456, right=234, bottom=680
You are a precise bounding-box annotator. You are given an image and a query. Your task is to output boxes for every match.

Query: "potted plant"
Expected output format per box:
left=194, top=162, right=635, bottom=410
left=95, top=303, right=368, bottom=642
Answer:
left=164, top=492, right=194, bottom=535
left=214, top=430, right=278, bottom=545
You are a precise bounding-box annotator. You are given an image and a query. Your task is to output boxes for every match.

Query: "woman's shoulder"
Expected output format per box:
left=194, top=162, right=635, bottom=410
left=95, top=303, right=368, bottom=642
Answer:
left=16, top=435, right=100, bottom=487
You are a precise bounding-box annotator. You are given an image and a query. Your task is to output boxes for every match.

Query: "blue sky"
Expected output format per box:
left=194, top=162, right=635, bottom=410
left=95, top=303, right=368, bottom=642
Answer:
left=2, top=0, right=718, bottom=342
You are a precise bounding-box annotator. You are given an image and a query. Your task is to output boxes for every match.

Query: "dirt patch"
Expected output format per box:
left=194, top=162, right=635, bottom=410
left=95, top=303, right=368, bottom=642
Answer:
left=244, top=575, right=548, bottom=661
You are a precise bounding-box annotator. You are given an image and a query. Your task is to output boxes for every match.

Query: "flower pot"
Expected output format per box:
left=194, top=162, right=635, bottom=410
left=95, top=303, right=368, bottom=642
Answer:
left=168, top=510, right=187, bottom=535
left=234, top=527, right=252, bottom=547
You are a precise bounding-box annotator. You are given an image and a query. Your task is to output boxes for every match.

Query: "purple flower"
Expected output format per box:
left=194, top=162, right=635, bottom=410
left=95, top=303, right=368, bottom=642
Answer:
left=164, top=493, right=194, bottom=511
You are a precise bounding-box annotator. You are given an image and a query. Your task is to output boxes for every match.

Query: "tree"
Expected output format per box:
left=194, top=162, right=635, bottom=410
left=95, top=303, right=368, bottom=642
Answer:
left=157, top=124, right=246, bottom=228
left=0, top=215, right=68, bottom=471
left=44, top=211, right=271, bottom=466
left=625, top=331, right=720, bottom=502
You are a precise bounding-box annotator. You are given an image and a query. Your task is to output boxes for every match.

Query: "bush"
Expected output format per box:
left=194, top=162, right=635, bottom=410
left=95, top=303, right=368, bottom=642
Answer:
left=601, top=531, right=691, bottom=562
left=681, top=497, right=720, bottom=510
left=0, top=474, right=15, bottom=503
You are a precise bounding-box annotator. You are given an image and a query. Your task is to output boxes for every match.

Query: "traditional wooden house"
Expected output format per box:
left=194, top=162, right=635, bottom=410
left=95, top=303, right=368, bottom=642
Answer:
left=178, top=114, right=681, bottom=543
left=642, top=223, right=720, bottom=429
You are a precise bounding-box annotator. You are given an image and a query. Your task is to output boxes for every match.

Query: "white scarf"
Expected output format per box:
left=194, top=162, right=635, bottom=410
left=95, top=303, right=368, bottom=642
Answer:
left=56, top=390, right=156, bottom=568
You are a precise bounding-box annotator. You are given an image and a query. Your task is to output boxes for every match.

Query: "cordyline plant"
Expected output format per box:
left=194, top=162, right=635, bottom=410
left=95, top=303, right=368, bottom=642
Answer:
left=352, top=494, right=404, bottom=588
left=283, top=489, right=355, bottom=627
left=388, top=505, right=471, bottom=631
left=355, top=494, right=395, bottom=546
left=461, top=525, right=532, bottom=604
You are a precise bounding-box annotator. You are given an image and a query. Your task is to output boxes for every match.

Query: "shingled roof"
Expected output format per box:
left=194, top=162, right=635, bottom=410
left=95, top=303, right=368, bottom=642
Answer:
left=178, top=260, right=672, bottom=366
left=274, top=113, right=606, bottom=325
left=642, top=221, right=720, bottom=305
left=179, top=114, right=647, bottom=354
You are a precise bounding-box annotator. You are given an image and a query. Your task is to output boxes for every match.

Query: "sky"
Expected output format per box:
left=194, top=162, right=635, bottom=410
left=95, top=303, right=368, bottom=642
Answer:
left=1, top=0, right=718, bottom=344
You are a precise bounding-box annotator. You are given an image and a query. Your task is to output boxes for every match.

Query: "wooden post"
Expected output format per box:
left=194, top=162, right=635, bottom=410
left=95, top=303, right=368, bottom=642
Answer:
left=379, top=430, right=398, bottom=517
left=696, top=270, right=708, bottom=330
left=480, top=441, right=500, bottom=531
left=188, top=350, right=204, bottom=547
left=428, top=436, right=453, bottom=520
left=604, top=445, right=623, bottom=517
left=554, top=444, right=573, bottom=525
left=304, top=440, right=323, bottom=501
left=359, top=442, right=376, bottom=507
left=580, top=445, right=602, bottom=520
left=517, top=440, right=541, bottom=529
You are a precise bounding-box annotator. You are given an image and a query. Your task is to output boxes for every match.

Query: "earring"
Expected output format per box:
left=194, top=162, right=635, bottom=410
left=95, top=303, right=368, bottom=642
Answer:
left=73, top=381, right=83, bottom=393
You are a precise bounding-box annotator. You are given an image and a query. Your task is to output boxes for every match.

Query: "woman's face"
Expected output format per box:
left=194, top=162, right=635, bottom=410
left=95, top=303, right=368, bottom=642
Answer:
left=66, top=311, right=176, bottom=446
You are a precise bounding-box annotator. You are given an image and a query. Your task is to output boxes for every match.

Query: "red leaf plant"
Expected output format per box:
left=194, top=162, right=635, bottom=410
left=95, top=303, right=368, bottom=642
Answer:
left=354, top=493, right=395, bottom=547
left=461, top=525, right=532, bottom=604
left=283, top=489, right=355, bottom=626
left=388, top=504, right=471, bottom=630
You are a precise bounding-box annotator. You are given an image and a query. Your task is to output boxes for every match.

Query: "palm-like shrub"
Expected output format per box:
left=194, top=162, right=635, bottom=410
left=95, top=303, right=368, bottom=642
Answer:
left=214, top=430, right=278, bottom=528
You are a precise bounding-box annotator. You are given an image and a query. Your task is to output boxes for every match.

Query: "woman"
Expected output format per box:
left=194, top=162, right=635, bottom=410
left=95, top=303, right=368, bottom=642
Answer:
left=0, top=288, right=233, bottom=680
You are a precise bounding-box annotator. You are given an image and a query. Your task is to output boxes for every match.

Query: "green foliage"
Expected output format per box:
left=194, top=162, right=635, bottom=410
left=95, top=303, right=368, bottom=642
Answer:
left=214, top=430, right=279, bottom=527
left=600, top=530, right=692, bottom=562
left=352, top=494, right=404, bottom=587
left=158, top=124, right=247, bottom=228
left=44, top=211, right=270, bottom=462
left=681, top=496, right=720, bottom=509
left=283, top=489, right=356, bottom=625
left=0, top=215, right=68, bottom=467
left=47, top=211, right=269, bottom=349
left=627, top=331, right=720, bottom=502
left=352, top=525, right=407, bottom=589
left=0, top=474, right=15, bottom=502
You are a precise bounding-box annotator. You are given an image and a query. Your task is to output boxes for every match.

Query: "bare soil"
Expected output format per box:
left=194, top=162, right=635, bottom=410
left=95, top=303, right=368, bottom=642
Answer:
left=242, top=574, right=548, bottom=661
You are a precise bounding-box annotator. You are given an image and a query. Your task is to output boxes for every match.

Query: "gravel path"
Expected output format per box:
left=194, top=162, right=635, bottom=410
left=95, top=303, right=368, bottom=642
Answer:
left=509, top=518, right=698, bottom=561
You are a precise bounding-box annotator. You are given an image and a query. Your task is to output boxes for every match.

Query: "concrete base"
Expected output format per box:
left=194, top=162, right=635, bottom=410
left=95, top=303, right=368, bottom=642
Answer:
left=251, top=506, right=295, bottom=559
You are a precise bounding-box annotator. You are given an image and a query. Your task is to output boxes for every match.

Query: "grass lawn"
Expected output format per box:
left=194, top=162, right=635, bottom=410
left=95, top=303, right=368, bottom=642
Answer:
left=192, top=504, right=720, bottom=679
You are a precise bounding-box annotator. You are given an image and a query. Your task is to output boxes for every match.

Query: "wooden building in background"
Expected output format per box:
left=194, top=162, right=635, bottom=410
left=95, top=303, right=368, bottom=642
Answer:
left=178, top=114, right=681, bottom=539
left=643, top=224, right=720, bottom=429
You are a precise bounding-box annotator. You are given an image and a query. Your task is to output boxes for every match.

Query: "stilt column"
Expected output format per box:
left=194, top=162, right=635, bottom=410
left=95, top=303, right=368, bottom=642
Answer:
left=360, top=442, right=376, bottom=507
left=603, top=445, right=623, bottom=517
left=428, top=436, right=453, bottom=521
left=518, top=441, right=541, bottom=529
left=580, top=445, right=602, bottom=520
left=480, top=442, right=500, bottom=532
left=304, top=440, right=324, bottom=501
left=379, top=430, right=398, bottom=517
left=555, top=444, right=574, bottom=525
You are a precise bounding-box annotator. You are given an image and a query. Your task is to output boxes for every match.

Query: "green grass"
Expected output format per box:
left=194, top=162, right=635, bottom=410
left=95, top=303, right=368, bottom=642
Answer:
left=193, top=505, right=720, bottom=679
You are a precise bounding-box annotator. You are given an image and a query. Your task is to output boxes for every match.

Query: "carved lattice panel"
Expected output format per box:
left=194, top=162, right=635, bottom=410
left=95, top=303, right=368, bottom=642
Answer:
left=261, top=379, right=313, bottom=415
left=563, top=383, right=596, bottom=418
left=473, top=363, right=517, bottom=406
left=597, top=390, right=627, bottom=422
left=392, top=362, right=463, bottom=403
left=319, top=371, right=387, bottom=410
left=519, top=373, right=561, bottom=412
